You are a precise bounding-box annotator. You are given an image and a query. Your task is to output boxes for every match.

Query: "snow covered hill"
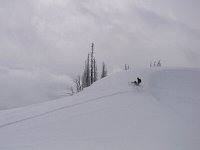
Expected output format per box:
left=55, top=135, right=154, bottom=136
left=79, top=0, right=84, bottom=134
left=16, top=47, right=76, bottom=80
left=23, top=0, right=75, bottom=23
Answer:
left=0, top=67, right=73, bottom=110
left=0, top=68, right=200, bottom=150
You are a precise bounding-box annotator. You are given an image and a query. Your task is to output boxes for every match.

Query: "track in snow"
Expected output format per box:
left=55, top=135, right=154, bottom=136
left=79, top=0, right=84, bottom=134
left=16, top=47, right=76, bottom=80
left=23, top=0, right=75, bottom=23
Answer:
left=0, top=90, right=130, bottom=129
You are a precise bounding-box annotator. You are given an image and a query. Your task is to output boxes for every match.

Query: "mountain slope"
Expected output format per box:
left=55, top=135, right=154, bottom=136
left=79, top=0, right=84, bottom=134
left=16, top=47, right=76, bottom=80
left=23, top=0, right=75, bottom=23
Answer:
left=0, top=68, right=200, bottom=150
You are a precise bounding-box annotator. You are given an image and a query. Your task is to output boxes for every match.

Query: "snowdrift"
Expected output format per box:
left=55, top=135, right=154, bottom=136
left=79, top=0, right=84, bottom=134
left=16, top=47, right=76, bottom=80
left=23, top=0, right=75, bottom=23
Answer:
left=0, top=68, right=200, bottom=150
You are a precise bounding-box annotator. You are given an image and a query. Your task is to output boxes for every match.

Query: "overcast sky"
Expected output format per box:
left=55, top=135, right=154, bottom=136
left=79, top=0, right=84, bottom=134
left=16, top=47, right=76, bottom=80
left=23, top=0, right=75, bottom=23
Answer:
left=0, top=0, right=200, bottom=77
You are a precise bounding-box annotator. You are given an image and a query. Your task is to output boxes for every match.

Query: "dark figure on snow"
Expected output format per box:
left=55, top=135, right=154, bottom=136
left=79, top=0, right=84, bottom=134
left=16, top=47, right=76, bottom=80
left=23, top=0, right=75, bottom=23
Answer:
left=132, top=77, right=142, bottom=86
left=137, top=77, right=141, bottom=85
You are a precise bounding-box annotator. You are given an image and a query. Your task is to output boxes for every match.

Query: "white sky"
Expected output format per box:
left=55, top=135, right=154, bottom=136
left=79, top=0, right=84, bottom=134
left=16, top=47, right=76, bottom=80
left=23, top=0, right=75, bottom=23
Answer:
left=0, top=0, right=200, bottom=77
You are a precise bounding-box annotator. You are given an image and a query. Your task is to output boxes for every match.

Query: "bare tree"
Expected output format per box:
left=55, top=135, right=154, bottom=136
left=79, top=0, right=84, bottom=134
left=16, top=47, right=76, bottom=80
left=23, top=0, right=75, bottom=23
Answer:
left=74, top=76, right=82, bottom=93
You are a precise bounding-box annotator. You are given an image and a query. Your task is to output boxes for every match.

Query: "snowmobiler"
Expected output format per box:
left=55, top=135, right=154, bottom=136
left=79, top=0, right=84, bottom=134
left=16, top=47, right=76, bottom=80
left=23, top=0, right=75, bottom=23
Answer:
left=137, top=77, right=141, bottom=85
left=131, top=77, right=142, bottom=86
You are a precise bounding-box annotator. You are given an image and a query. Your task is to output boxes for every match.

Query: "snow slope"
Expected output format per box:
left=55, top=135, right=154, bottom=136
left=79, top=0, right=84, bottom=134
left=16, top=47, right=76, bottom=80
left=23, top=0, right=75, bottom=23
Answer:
left=0, top=68, right=200, bottom=150
left=0, top=67, right=73, bottom=110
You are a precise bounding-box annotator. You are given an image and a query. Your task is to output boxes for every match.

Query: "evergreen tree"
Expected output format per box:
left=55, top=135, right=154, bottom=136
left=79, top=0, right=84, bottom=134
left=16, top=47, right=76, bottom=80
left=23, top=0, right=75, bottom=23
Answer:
left=154, top=61, right=156, bottom=67
left=125, top=64, right=130, bottom=70
left=82, top=61, right=87, bottom=88
left=81, top=43, right=99, bottom=89
left=86, top=53, right=91, bottom=86
left=150, top=61, right=152, bottom=68
left=82, top=53, right=91, bottom=88
left=101, top=62, right=107, bottom=79
left=157, top=60, right=161, bottom=67
left=125, top=64, right=127, bottom=70
left=94, top=58, right=98, bottom=82
left=90, top=43, right=94, bottom=84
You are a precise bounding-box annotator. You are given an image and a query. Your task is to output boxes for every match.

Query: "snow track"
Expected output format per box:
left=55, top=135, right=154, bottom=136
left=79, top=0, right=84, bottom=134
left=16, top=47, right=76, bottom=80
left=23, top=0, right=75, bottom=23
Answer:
left=0, top=90, right=130, bottom=128
left=0, top=68, right=200, bottom=150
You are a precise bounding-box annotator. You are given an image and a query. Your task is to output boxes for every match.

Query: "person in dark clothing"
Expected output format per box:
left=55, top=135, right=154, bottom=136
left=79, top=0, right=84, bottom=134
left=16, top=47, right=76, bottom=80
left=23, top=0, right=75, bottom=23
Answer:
left=131, top=77, right=142, bottom=86
left=137, top=77, right=141, bottom=85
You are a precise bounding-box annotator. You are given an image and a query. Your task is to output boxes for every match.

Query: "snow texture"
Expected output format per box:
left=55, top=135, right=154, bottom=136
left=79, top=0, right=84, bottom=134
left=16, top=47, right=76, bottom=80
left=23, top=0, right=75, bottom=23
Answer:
left=0, top=68, right=200, bottom=150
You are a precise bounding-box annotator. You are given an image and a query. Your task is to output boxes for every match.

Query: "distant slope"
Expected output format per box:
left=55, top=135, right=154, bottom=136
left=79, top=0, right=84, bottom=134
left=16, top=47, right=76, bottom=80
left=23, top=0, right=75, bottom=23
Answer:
left=0, top=68, right=200, bottom=150
left=0, top=67, right=73, bottom=110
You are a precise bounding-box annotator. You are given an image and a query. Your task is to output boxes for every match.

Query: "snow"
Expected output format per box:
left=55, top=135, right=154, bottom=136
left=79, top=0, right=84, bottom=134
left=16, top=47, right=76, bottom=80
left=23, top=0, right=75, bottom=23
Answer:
left=0, top=68, right=200, bottom=150
left=0, top=67, right=73, bottom=110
